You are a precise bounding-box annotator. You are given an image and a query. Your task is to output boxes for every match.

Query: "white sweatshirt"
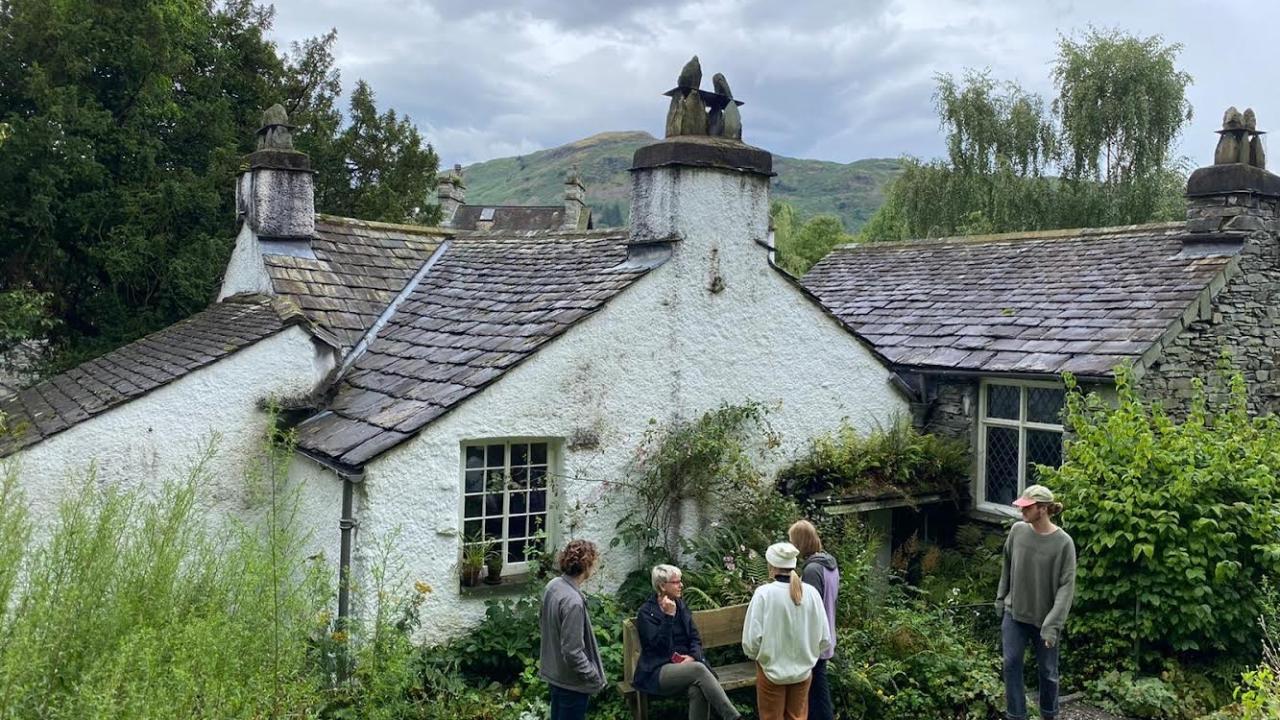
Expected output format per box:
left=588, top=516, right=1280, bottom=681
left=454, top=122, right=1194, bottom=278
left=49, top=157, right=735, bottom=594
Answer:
left=741, top=578, right=833, bottom=685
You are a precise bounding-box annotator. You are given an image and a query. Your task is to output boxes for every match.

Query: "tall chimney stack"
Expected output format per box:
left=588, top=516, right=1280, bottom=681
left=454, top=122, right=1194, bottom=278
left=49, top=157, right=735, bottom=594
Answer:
left=219, top=104, right=315, bottom=300
left=562, top=166, right=587, bottom=230
left=437, top=164, right=465, bottom=227
left=1185, top=106, right=1280, bottom=243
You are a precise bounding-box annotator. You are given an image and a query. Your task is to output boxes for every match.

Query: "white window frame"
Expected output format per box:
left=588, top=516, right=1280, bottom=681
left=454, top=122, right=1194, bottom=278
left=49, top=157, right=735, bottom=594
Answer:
left=458, top=438, right=557, bottom=577
left=976, top=379, right=1065, bottom=515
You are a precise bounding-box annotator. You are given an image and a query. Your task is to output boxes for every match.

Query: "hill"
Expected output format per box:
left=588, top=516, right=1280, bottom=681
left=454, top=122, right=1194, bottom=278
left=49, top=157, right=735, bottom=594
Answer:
left=462, top=131, right=902, bottom=230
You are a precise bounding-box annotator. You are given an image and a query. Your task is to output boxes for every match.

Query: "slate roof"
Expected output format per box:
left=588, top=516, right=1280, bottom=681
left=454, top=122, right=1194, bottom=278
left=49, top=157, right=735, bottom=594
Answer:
left=264, top=216, right=446, bottom=350
left=296, top=228, right=650, bottom=470
left=450, top=205, right=591, bottom=232
left=0, top=296, right=322, bottom=457
left=802, top=223, right=1238, bottom=377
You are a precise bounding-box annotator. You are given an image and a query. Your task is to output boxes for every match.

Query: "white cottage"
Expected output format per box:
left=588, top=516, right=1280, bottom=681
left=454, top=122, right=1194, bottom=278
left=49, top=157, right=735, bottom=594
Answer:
left=0, top=63, right=908, bottom=634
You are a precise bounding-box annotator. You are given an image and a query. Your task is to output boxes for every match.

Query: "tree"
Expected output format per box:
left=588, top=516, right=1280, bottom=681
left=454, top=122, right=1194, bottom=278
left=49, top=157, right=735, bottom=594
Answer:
left=0, top=0, right=439, bottom=373
left=323, top=81, right=441, bottom=225
left=862, top=29, right=1192, bottom=241
left=771, top=201, right=855, bottom=275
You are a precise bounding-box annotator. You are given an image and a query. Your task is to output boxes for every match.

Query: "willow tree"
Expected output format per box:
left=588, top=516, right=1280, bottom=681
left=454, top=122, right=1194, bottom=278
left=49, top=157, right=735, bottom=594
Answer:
left=862, top=29, right=1192, bottom=242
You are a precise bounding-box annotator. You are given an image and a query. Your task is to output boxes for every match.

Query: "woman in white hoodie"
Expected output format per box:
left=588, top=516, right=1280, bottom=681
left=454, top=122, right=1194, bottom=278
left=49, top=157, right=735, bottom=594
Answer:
left=742, top=542, right=832, bottom=720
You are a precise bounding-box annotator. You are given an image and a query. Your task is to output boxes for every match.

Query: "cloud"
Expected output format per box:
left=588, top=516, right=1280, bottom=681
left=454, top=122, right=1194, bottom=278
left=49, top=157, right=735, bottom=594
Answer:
left=267, top=0, right=1280, bottom=169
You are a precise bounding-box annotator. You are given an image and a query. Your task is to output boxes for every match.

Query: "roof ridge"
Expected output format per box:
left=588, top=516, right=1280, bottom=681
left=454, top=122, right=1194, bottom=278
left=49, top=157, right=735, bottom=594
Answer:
left=836, top=221, right=1184, bottom=252
left=316, top=213, right=451, bottom=236
left=451, top=227, right=629, bottom=239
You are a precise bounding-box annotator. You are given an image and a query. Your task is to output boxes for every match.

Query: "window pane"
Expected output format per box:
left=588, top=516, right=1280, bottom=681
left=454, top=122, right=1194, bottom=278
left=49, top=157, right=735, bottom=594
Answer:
left=486, top=470, right=505, bottom=493
left=1028, top=388, right=1065, bottom=425
left=464, top=495, right=482, bottom=519
left=986, top=385, right=1020, bottom=420
left=532, top=443, right=548, bottom=464
left=465, top=446, right=484, bottom=469
left=511, top=492, right=527, bottom=514
left=1026, top=429, right=1063, bottom=483
left=484, top=493, right=503, bottom=517
left=463, top=519, right=481, bottom=540
left=464, top=470, right=483, bottom=494
left=530, top=514, right=546, bottom=536
left=486, top=444, right=504, bottom=467
left=484, top=517, right=502, bottom=539
left=513, top=443, right=529, bottom=466
left=508, top=538, right=528, bottom=564
left=511, top=466, right=528, bottom=488
left=529, top=467, right=546, bottom=489
left=985, top=426, right=1020, bottom=505
left=530, top=490, right=546, bottom=513
left=508, top=516, right=527, bottom=539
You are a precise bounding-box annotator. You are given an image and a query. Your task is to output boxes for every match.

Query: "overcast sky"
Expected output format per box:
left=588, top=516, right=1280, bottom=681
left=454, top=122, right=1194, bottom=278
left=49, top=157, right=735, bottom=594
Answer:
left=267, top=0, right=1278, bottom=170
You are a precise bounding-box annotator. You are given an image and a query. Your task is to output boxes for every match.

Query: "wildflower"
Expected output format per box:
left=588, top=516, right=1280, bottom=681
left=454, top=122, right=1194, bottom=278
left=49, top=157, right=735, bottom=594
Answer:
left=331, top=630, right=349, bottom=643
left=415, top=580, right=432, bottom=595
left=723, top=555, right=736, bottom=572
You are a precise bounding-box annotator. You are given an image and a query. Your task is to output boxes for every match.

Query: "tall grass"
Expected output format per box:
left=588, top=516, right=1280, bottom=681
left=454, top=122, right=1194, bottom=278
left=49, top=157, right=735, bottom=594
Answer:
left=0, top=430, right=331, bottom=719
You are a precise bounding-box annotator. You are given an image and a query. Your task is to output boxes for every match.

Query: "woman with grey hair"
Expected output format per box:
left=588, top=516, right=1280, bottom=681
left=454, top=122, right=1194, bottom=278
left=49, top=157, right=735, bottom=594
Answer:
left=632, top=564, right=741, bottom=720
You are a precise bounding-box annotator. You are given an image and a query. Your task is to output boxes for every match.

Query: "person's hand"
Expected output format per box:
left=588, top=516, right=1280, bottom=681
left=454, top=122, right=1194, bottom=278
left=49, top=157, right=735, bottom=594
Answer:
left=1043, top=638, right=1056, bottom=649
left=674, top=653, right=692, bottom=663
left=658, top=594, right=677, bottom=616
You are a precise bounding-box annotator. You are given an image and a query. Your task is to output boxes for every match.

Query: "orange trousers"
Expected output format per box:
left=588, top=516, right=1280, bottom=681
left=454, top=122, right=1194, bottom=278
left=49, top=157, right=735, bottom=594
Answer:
left=755, top=664, right=812, bottom=720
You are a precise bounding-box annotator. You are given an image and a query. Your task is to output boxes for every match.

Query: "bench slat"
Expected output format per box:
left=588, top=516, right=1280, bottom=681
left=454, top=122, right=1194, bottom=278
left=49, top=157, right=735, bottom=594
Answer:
left=714, top=661, right=756, bottom=691
left=693, top=604, right=748, bottom=648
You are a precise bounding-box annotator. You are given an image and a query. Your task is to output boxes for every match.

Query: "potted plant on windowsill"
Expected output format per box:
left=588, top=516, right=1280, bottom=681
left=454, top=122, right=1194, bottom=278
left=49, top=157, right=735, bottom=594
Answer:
left=460, top=542, right=485, bottom=587
left=484, top=546, right=504, bottom=585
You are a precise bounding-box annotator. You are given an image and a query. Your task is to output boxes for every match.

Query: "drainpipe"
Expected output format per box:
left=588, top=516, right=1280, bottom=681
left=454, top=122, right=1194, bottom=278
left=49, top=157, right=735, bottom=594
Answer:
left=335, top=468, right=363, bottom=624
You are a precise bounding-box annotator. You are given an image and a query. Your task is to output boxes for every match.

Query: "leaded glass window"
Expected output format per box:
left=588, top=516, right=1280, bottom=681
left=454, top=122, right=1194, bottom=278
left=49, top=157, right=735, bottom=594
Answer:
left=979, top=381, right=1065, bottom=508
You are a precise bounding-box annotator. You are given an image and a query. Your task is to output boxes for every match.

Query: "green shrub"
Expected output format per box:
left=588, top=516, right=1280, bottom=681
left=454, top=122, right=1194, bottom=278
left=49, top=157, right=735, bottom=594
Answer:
left=0, top=439, right=330, bottom=718
left=1041, top=368, right=1280, bottom=672
left=1087, top=671, right=1180, bottom=718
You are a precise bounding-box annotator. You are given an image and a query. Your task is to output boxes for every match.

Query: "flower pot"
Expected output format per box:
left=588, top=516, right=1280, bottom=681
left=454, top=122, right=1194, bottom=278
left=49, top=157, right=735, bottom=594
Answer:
left=461, top=566, right=482, bottom=587
left=484, top=565, right=503, bottom=585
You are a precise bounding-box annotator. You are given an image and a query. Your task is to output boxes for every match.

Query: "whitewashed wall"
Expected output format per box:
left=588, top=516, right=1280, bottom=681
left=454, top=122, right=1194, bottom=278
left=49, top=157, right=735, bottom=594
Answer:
left=322, top=162, right=909, bottom=637
left=4, top=326, right=337, bottom=558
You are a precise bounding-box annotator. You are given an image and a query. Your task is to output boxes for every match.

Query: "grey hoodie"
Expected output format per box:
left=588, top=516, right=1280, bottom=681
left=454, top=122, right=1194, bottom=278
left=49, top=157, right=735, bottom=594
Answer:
left=800, top=551, right=840, bottom=660
left=538, top=575, right=606, bottom=694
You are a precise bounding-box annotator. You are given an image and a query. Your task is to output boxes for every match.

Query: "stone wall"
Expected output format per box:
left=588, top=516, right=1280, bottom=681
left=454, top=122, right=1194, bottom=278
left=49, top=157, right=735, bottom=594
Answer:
left=1138, top=193, right=1280, bottom=415
left=922, top=377, right=976, bottom=442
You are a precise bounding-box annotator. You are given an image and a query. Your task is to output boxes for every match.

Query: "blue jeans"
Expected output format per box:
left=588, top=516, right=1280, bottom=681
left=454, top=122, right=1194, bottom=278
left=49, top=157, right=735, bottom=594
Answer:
left=1002, top=613, right=1060, bottom=719
left=549, top=684, right=590, bottom=720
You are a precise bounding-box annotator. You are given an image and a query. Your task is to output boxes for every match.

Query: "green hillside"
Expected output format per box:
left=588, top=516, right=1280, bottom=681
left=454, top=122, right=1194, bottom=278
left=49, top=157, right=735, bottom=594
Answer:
left=462, top=131, right=902, bottom=230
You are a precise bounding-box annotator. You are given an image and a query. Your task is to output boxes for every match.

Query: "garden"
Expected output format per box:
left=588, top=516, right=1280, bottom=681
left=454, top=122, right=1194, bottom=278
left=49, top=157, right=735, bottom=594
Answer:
left=1, top=368, right=1280, bottom=718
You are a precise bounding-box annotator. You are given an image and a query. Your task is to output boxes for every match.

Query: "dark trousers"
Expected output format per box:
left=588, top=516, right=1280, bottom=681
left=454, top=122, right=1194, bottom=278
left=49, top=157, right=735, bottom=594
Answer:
left=1002, top=614, right=1060, bottom=720
left=807, top=658, right=834, bottom=720
left=550, top=684, right=590, bottom=720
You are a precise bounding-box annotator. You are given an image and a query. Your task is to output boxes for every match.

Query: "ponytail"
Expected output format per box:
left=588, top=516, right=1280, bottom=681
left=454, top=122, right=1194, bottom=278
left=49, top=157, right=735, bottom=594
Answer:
left=788, top=569, right=803, bottom=605
left=1047, top=502, right=1064, bottom=516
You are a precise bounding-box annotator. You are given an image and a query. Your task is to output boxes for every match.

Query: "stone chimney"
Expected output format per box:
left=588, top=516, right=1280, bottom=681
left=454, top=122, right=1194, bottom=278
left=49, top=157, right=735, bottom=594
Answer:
left=437, top=164, right=465, bottom=227
left=562, top=167, right=587, bottom=230
left=1185, top=107, right=1280, bottom=245
left=628, top=56, right=772, bottom=267
left=219, top=104, right=315, bottom=300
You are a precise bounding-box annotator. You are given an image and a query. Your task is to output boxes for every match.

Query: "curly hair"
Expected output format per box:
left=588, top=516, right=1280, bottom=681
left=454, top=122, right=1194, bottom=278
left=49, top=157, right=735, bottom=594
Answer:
left=558, top=539, right=599, bottom=578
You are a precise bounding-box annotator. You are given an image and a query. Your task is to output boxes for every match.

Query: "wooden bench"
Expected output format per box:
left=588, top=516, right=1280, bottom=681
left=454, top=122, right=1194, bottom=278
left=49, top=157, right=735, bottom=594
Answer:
left=617, top=603, right=755, bottom=720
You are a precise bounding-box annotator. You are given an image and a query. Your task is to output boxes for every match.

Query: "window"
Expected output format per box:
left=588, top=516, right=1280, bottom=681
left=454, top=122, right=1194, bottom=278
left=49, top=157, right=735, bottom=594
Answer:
left=978, top=381, right=1065, bottom=509
left=461, top=441, right=550, bottom=573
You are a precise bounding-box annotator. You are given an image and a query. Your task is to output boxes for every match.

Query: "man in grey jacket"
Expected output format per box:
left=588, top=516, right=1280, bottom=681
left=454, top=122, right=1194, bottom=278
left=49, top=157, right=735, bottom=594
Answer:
left=997, top=484, right=1077, bottom=720
left=539, top=539, right=606, bottom=720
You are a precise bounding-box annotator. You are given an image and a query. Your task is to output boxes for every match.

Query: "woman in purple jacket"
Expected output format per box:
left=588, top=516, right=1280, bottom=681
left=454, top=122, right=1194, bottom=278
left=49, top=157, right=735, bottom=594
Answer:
left=789, top=520, right=839, bottom=720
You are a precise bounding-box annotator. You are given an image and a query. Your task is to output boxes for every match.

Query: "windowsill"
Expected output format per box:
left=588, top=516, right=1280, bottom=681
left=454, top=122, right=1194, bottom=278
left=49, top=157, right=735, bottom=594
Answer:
left=969, top=504, right=1020, bottom=525
left=459, top=571, right=535, bottom=598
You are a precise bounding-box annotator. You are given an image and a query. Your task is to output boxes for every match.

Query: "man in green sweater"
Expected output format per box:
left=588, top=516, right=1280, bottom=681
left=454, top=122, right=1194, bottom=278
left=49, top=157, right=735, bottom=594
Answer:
left=996, top=484, right=1076, bottom=720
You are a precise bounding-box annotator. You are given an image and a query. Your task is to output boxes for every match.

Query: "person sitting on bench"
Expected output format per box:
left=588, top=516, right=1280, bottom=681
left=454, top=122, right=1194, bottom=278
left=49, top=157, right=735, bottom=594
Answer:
left=632, top=564, right=741, bottom=720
